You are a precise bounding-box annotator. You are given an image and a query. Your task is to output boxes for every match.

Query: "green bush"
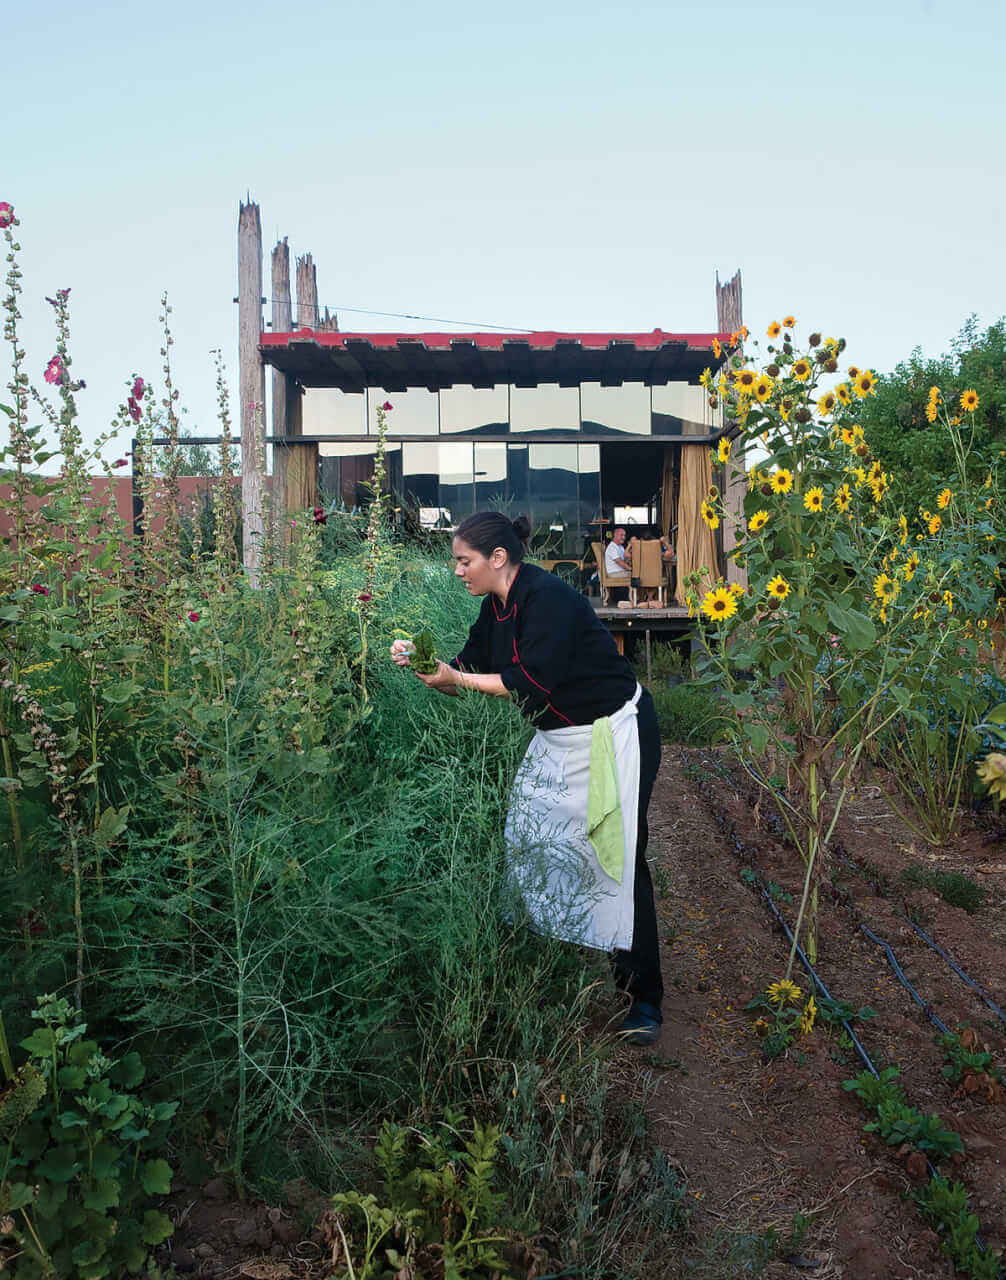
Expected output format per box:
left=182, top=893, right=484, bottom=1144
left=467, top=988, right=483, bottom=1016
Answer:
left=650, top=682, right=725, bottom=745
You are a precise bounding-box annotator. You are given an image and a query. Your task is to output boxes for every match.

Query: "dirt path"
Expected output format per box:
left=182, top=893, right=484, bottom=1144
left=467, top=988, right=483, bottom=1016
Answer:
left=642, top=747, right=1006, bottom=1279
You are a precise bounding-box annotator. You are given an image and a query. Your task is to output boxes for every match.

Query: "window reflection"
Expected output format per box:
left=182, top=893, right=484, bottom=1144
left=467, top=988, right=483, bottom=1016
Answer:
left=578, top=444, right=601, bottom=555
left=401, top=443, right=439, bottom=508
left=474, top=443, right=507, bottom=508
left=509, top=385, right=579, bottom=434
left=441, top=385, right=508, bottom=435
left=368, top=387, right=438, bottom=436
left=580, top=383, right=650, bottom=435
left=319, top=441, right=400, bottom=508
left=439, top=443, right=475, bottom=525
left=528, top=444, right=579, bottom=556
left=652, top=383, right=709, bottom=435
left=302, top=388, right=367, bottom=436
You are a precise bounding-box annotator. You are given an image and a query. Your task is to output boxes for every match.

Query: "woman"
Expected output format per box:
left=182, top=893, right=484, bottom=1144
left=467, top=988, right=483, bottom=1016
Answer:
left=390, top=512, right=663, bottom=1046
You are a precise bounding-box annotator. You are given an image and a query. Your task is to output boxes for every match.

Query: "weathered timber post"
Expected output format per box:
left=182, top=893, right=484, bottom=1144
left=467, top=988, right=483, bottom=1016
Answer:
left=715, top=268, right=747, bottom=591
left=270, top=237, right=295, bottom=546
left=296, top=254, right=319, bottom=331
left=238, top=200, right=266, bottom=583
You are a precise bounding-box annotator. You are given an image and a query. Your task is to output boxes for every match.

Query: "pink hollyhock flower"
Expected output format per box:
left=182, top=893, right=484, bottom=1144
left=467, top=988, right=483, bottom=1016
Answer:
left=312, top=507, right=327, bottom=525
left=187, top=611, right=200, bottom=622
left=382, top=400, right=393, bottom=411
left=0, top=202, right=13, bottom=229
left=31, top=583, right=51, bottom=596
left=358, top=592, right=372, bottom=603
left=127, top=396, right=141, bottom=423
left=131, top=377, right=145, bottom=400
left=43, top=356, right=64, bottom=385
left=112, top=458, right=128, bottom=468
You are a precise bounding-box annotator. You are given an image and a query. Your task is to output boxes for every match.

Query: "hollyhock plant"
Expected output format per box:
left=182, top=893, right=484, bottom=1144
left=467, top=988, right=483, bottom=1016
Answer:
left=312, top=507, right=327, bottom=525
left=382, top=401, right=393, bottom=411
left=132, top=376, right=145, bottom=400
left=112, top=458, right=128, bottom=468
left=0, top=201, right=13, bottom=229
left=127, top=397, right=141, bottom=423
left=44, top=355, right=64, bottom=385
left=31, top=584, right=51, bottom=596
left=187, top=611, right=200, bottom=623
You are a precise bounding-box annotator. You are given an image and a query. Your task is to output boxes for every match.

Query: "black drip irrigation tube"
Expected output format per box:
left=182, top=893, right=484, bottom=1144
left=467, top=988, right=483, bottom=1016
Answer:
left=685, top=755, right=997, bottom=1265
left=834, top=847, right=1006, bottom=1033
left=859, top=925, right=952, bottom=1037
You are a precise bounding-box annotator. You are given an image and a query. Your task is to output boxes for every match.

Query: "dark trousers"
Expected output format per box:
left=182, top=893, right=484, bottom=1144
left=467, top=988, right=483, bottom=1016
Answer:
left=611, top=687, right=664, bottom=1012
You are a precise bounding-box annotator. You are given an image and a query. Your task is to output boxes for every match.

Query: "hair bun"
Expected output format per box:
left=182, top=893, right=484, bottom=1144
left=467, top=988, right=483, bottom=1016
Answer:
left=511, top=515, right=531, bottom=543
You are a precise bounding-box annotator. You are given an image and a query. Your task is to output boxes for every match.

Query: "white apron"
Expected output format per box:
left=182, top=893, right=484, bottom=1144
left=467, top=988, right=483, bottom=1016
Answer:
left=503, top=685, right=642, bottom=951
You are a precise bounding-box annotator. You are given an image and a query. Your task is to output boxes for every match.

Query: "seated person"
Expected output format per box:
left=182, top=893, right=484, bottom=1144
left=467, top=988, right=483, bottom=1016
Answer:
left=628, top=528, right=670, bottom=604
left=604, top=526, right=631, bottom=602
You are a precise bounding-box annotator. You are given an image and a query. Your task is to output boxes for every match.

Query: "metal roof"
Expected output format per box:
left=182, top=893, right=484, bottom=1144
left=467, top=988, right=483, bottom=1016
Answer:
left=259, top=329, right=726, bottom=392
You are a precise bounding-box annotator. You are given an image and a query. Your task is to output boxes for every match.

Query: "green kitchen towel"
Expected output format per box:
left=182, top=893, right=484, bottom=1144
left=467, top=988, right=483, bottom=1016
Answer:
left=587, top=716, right=623, bottom=883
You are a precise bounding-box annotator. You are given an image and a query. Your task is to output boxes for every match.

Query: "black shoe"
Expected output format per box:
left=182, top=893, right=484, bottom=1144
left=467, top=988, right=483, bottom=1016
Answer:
left=618, top=1001, right=662, bottom=1047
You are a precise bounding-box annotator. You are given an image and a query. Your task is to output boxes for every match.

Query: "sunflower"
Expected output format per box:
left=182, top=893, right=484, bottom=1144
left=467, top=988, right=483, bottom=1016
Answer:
left=834, top=382, right=852, bottom=406
left=867, top=460, right=884, bottom=483
left=937, top=488, right=951, bottom=509
left=817, top=391, right=836, bottom=415
left=854, top=369, right=877, bottom=397
left=701, top=586, right=738, bottom=623
left=748, top=509, right=770, bottom=533
left=868, top=473, right=890, bottom=502
left=712, top=337, right=722, bottom=359
left=792, top=359, right=812, bottom=382
left=873, top=572, right=898, bottom=606
left=943, top=590, right=954, bottom=613
left=803, top=487, right=824, bottom=513
left=767, top=321, right=781, bottom=338
left=782, top=315, right=796, bottom=329
left=729, top=581, right=745, bottom=596
left=925, top=399, right=939, bottom=424
left=961, top=389, right=979, bottom=413
left=800, top=995, right=817, bottom=1036
left=770, top=468, right=793, bottom=494
left=898, top=513, right=909, bottom=545
left=847, top=365, right=860, bottom=377
left=852, top=466, right=868, bottom=487
left=753, top=374, right=775, bottom=403
left=717, top=437, right=731, bottom=464
left=701, top=499, right=720, bottom=530
left=734, top=368, right=757, bottom=391
left=928, top=513, right=942, bottom=535
left=766, top=978, right=802, bottom=1006
left=766, top=574, right=791, bottom=601
left=902, top=551, right=920, bottom=581
left=753, top=1017, right=770, bottom=1037
left=834, top=483, right=852, bottom=513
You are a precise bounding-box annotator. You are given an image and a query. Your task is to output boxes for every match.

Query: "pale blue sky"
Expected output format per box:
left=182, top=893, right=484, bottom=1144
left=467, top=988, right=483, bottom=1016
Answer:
left=6, top=0, right=1005, bottom=460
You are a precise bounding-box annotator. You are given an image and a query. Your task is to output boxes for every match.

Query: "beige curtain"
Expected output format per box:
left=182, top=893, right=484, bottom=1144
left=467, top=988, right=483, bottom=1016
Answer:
left=661, top=447, right=675, bottom=539
left=675, top=444, right=718, bottom=605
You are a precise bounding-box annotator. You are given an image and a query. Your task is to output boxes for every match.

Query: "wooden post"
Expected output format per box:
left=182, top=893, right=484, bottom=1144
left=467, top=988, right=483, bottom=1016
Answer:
left=296, top=253, right=318, bottom=331
left=271, top=238, right=293, bottom=546
left=715, top=269, right=747, bottom=591
left=238, top=200, right=266, bottom=583
left=715, top=269, right=743, bottom=335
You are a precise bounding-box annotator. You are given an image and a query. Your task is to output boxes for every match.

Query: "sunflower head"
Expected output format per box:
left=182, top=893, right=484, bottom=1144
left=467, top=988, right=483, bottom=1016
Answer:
left=748, top=509, right=770, bottom=533
left=834, top=484, right=851, bottom=513
left=854, top=370, right=877, bottom=397
left=701, top=586, right=738, bottom=623
left=835, top=382, right=852, bottom=405
left=961, top=389, right=979, bottom=413
left=770, top=469, right=793, bottom=494
left=937, top=488, right=951, bottom=509
left=766, top=574, right=791, bottom=601
left=753, top=374, right=775, bottom=403
left=767, top=321, right=781, bottom=338
left=792, top=359, right=811, bottom=382
left=766, top=978, right=802, bottom=1006
left=803, top=487, right=824, bottom=513
left=700, top=500, right=720, bottom=531
left=717, top=437, right=731, bottom=464
left=873, top=572, right=898, bottom=605
left=782, top=315, right=796, bottom=329
left=928, top=513, right=942, bottom=535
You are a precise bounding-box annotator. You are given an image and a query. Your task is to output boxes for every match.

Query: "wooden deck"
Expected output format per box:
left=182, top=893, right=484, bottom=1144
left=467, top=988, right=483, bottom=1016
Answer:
left=587, top=599, right=695, bottom=674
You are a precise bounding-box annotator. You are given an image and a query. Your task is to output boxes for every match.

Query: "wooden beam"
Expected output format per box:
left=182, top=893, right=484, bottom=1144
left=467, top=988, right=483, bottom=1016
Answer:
left=296, top=253, right=319, bottom=330
left=715, top=269, right=743, bottom=335
left=238, top=199, right=266, bottom=584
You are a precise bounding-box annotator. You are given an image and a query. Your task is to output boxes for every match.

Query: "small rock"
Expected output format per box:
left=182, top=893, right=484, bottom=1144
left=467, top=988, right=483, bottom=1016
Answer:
left=194, top=1242, right=218, bottom=1259
left=233, top=1216, right=259, bottom=1246
left=202, top=1177, right=230, bottom=1201
left=255, top=1226, right=273, bottom=1250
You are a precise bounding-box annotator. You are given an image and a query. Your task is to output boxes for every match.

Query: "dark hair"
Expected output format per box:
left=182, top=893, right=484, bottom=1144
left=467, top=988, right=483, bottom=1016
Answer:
left=454, top=511, right=530, bottom=563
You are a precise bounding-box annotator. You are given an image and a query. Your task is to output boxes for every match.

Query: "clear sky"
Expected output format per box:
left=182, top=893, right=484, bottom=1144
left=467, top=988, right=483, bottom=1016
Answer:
left=6, top=0, right=1005, bottom=462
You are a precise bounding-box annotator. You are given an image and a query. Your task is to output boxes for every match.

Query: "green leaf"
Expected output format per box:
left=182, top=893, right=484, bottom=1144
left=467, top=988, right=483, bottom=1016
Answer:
left=1, top=1180, right=37, bottom=1211
left=987, top=702, right=1006, bottom=726
left=20, top=1027, right=57, bottom=1058
left=0, top=605, right=22, bottom=622
left=141, top=1208, right=174, bottom=1245
left=101, top=679, right=140, bottom=705
left=141, top=1158, right=173, bottom=1195
left=112, top=1052, right=145, bottom=1089
left=90, top=1141, right=120, bottom=1180
left=743, top=721, right=769, bottom=754
left=82, top=1177, right=120, bottom=1211
left=825, top=602, right=876, bottom=652
left=36, top=1144, right=81, bottom=1182
left=57, top=1066, right=88, bottom=1091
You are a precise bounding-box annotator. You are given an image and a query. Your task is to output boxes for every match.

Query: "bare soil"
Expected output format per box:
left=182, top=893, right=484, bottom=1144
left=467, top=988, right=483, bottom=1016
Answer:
left=156, top=748, right=1006, bottom=1280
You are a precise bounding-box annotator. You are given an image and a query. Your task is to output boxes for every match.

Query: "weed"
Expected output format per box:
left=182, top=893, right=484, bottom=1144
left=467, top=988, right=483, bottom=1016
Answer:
left=901, top=863, right=987, bottom=913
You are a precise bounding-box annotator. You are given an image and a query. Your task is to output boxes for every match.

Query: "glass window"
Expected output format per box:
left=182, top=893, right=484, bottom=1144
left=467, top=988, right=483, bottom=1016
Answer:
left=578, top=444, right=601, bottom=539
left=509, top=385, right=579, bottom=434
left=302, top=388, right=367, bottom=436
left=368, top=387, right=438, bottom=436
left=440, top=385, right=508, bottom=435
left=528, top=444, right=579, bottom=557
left=318, top=441, right=383, bottom=509
left=401, top=443, right=440, bottom=507
left=580, top=383, right=650, bottom=435
left=474, top=443, right=508, bottom=509
left=507, top=444, right=529, bottom=506
left=439, top=443, right=475, bottom=526
left=652, top=383, right=709, bottom=435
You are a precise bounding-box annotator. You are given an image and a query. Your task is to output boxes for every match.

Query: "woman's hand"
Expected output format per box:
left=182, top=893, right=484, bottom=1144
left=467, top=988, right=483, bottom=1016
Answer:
left=390, top=638, right=414, bottom=668
left=414, top=659, right=461, bottom=692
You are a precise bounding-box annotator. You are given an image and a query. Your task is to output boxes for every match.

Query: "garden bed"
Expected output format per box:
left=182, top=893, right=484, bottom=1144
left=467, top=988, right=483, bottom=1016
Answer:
left=151, top=747, right=1006, bottom=1279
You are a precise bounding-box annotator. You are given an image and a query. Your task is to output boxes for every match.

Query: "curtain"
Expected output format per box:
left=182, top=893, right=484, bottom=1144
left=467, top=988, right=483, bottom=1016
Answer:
left=675, top=444, right=718, bottom=605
